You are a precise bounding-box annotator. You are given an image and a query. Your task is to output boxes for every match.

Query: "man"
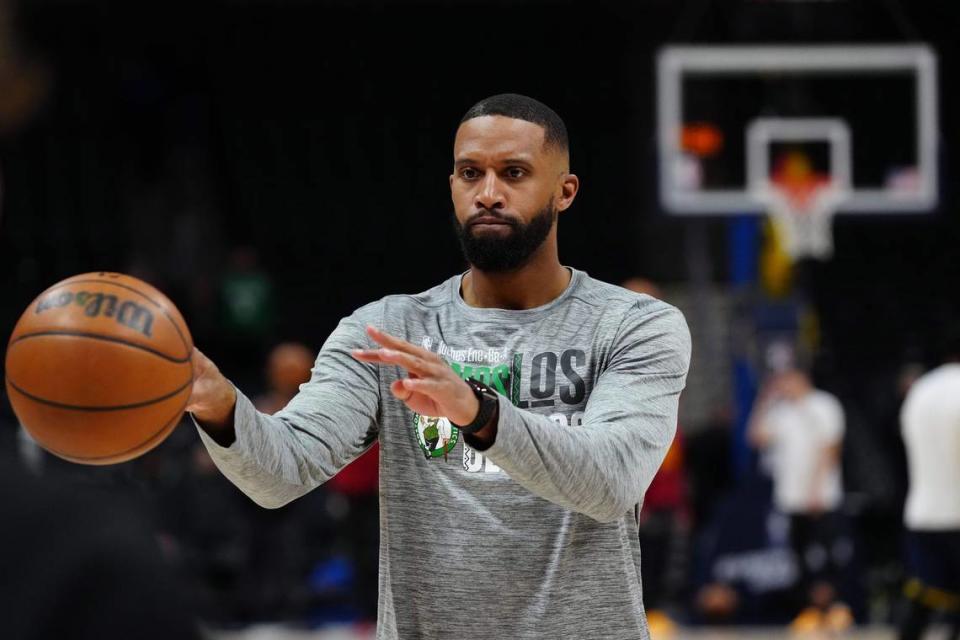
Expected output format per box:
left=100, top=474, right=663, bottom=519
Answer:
left=898, top=336, right=960, bottom=640
left=187, top=93, right=691, bottom=639
left=747, top=365, right=850, bottom=630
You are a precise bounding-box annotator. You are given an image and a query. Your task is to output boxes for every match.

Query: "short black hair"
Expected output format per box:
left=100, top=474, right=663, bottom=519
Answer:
left=460, top=93, right=569, bottom=153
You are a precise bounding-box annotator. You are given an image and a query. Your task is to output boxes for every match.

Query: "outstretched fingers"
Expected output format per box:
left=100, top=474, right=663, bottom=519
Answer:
left=390, top=379, right=412, bottom=401
left=352, top=348, right=438, bottom=377
left=365, top=325, right=439, bottom=361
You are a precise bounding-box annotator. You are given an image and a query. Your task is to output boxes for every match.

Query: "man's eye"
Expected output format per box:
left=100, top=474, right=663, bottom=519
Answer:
left=460, top=168, right=480, bottom=180
left=505, top=167, right=526, bottom=179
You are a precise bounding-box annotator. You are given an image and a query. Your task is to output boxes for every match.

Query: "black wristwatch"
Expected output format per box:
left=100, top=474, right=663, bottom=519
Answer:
left=453, top=378, right=499, bottom=434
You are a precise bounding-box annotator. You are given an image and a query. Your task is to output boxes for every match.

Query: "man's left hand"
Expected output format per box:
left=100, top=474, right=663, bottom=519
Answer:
left=351, top=325, right=480, bottom=426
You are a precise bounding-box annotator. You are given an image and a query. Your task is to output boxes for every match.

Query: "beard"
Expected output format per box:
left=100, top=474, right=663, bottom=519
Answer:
left=453, top=203, right=557, bottom=273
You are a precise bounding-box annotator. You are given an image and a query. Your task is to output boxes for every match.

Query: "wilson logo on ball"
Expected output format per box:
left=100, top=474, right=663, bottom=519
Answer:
left=35, top=290, right=155, bottom=338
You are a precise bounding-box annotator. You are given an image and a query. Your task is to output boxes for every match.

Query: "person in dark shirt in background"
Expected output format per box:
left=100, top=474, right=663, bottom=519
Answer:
left=255, top=342, right=381, bottom=626
left=0, top=448, right=202, bottom=640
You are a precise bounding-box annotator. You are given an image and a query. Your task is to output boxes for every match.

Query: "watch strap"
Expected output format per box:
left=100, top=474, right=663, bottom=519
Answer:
left=453, top=378, right=498, bottom=434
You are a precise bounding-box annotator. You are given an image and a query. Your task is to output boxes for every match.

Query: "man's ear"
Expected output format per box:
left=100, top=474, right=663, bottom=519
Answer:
left=557, top=173, right=579, bottom=212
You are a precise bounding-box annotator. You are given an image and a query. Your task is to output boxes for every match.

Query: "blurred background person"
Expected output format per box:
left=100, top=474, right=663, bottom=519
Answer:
left=0, top=0, right=50, bottom=138
left=161, top=430, right=253, bottom=626
left=255, top=342, right=316, bottom=414
left=748, top=363, right=852, bottom=631
left=897, top=330, right=960, bottom=640
left=216, top=245, right=277, bottom=390
left=255, top=341, right=380, bottom=628
left=0, top=447, right=203, bottom=640
left=323, top=431, right=380, bottom=627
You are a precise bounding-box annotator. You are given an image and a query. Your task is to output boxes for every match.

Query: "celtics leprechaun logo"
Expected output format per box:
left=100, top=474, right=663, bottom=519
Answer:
left=413, top=414, right=459, bottom=460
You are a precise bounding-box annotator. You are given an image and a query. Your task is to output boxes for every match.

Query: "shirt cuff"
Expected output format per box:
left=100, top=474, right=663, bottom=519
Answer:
left=473, top=394, right=523, bottom=459
left=192, top=386, right=257, bottom=458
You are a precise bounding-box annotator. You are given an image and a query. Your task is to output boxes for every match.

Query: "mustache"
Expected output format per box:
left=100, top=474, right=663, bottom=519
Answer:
left=466, top=210, right=520, bottom=226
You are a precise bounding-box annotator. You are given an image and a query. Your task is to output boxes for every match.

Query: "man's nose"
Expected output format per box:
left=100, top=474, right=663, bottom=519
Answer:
left=475, top=173, right=505, bottom=210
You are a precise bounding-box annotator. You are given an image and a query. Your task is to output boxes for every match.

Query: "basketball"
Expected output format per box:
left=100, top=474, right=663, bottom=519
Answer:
left=4, top=272, right=193, bottom=465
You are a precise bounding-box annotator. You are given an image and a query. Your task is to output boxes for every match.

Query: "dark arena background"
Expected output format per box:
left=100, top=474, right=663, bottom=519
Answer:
left=1, top=0, right=959, bottom=638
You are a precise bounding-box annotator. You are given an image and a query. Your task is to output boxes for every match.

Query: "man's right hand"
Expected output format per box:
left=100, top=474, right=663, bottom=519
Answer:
left=185, top=347, right=238, bottom=440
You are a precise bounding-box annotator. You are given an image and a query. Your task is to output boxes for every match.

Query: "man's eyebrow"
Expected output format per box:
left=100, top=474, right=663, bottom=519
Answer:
left=501, top=157, right=534, bottom=166
left=453, top=156, right=535, bottom=167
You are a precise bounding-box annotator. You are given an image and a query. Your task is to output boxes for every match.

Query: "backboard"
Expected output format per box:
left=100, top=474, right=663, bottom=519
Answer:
left=657, top=45, right=939, bottom=216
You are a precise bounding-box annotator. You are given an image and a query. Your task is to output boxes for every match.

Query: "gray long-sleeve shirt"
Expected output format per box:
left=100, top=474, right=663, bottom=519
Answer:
left=197, top=268, right=691, bottom=639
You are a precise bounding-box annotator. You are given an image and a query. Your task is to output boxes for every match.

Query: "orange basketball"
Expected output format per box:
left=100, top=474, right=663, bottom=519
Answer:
left=4, top=272, right=193, bottom=465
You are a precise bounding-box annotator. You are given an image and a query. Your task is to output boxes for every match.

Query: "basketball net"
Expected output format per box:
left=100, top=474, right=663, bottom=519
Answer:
left=764, top=152, right=841, bottom=261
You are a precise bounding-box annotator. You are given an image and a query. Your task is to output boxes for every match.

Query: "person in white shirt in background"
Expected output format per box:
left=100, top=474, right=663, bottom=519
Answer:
left=748, top=363, right=852, bottom=632
left=898, top=331, right=960, bottom=640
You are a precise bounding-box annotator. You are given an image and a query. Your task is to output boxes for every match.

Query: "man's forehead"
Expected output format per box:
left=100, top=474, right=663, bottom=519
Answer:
left=454, top=115, right=547, bottom=159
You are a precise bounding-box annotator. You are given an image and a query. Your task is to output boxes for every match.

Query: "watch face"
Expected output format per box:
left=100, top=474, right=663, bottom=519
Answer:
left=470, top=378, right=496, bottom=399
left=459, top=377, right=497, bottom=433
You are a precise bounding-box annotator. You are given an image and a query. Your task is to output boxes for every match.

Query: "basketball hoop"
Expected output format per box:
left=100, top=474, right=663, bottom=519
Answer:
left=765, top=177, right=842, bottom=261
left=746, top=118, right=853, bottom=262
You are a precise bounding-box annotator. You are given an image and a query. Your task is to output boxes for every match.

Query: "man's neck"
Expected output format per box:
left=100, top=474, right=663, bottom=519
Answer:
left=461, top=255, right=571, bottom=311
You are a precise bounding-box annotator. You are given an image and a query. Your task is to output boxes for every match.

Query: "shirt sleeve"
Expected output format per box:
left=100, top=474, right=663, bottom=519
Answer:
left=194, top=310, right=381, bottom=508
left=817, top=394, right=845, bottom=444
left=481, top=304, right=692, bottom=523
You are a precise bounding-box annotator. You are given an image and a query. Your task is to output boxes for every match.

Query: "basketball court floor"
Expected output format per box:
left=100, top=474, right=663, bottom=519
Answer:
left=209, top=623, right=901, bottom=639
